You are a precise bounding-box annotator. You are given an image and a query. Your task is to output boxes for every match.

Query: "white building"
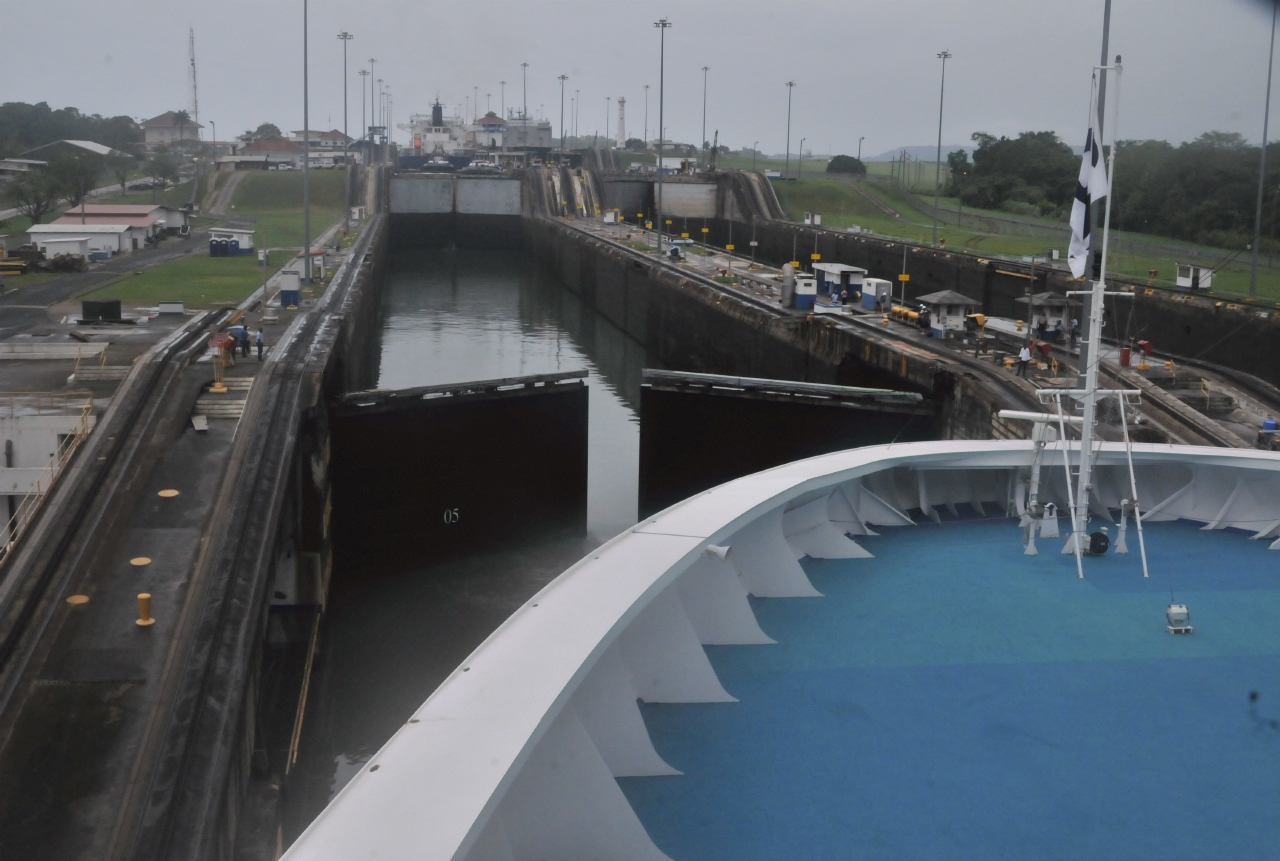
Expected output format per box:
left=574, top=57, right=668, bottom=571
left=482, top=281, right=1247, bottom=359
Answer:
left=916, top=289, right=980, bottom=338
left=0, top=158, right=46, bottom=183
left=27, top=223, right=145, bottom=255
left=140, top=111, right=204, bottom=149
left=290, top=129, right=355, bottom=149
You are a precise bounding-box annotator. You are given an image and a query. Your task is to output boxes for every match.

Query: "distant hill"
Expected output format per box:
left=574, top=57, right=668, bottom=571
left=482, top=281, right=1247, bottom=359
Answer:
left=865, top=145, right=974, bottom=162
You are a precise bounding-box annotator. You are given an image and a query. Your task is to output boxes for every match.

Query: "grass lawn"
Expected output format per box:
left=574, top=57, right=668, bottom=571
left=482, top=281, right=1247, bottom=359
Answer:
left=1, top=271, right=60, bottom=290
left=229, top=170, right=345, bottom=250
left=88, top=253, right=270, bottom=307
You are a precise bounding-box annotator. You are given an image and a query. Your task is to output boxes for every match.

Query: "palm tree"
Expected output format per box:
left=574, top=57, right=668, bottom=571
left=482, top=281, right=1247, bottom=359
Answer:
left=173, top=109, right=192, bottom=143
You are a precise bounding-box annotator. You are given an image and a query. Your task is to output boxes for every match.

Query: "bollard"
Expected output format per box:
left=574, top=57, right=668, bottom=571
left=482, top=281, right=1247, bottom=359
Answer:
left=136, top=593, right=155, bottom=627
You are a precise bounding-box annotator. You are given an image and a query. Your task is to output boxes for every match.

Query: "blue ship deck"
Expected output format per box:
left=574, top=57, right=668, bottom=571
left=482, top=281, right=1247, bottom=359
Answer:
left=621, top=516, right=1280, bottom=860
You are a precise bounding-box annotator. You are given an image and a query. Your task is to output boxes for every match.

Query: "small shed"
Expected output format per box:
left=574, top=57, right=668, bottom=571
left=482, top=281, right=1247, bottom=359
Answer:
left=812, top=262, right=866, bottom=296
left=28, top=223, right=137, bottom=255
left=1015, top=291, right=1079, bottom=339
left=1176, top=263, right=1213, bottom=291
left=37, top=236, right=89, bottom=258
left=860, top=277, right=893, bottom=311
left=209, top=227, right=255, bottom=256
left=916, top=289, right=980, bottom=338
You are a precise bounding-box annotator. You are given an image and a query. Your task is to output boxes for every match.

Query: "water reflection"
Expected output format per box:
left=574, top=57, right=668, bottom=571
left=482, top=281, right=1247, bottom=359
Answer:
left=286, top=249, right=647, bottom=840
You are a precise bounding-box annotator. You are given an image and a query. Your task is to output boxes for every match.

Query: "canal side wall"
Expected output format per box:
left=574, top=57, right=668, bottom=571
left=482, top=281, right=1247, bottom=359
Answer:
left=597, top=170, right=1280, bottom=387
left=521, top=216, right=1019, bottom=441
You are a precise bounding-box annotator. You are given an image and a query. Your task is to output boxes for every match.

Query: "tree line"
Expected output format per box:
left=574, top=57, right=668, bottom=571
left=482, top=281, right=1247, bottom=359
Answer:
left=0, top=101, right=141, bottom=158
left=945, top=130, right=1280, bottom=251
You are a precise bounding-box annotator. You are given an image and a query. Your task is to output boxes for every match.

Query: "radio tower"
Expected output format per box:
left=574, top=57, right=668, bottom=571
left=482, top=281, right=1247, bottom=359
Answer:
left=615, top=96, right=626, bottom=148
left=188, top=28, right=199, bottom=136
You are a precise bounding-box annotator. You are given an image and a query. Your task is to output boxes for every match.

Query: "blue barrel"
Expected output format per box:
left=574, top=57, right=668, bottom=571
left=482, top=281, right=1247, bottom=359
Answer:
left=230, top=239, right=240, bottom=255
left=1264, top=418, right=1278, bottom=431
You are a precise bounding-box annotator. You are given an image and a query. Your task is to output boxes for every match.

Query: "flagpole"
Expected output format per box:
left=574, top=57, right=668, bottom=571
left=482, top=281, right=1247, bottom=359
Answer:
left=1069, top=59, right=1121, bottom=564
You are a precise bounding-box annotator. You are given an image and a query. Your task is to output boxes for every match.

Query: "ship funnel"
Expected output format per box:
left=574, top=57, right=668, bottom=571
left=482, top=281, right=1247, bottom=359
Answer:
left=431, top=101, right=444, bottom=127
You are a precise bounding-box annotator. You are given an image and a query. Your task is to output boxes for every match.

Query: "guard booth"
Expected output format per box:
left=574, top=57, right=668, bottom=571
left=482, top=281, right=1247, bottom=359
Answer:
left=1176, top=263, right=1213, bottom=291
left=916, top=290, right=980, bottom=339
left=861, top=277, right=893, bottom=311
left=793, top=274, right=817, bottom=310
left=1014, top=291, right=1078, bottom=340
left=812, top=262, right=866, bottom=297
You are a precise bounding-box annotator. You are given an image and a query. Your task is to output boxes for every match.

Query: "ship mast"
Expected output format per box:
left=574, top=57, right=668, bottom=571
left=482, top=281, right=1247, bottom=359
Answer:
left=1065, top=59, right=1122, bottom=562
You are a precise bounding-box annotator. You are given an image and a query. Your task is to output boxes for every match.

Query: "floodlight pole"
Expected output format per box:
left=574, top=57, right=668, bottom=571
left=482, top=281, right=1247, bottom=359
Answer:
left=644, top=84, right=650, bottom=146
left=1251, top=0, right=1278, bottom=296
left=655, top=18, right=671, bottom=255
left=785, top=81, right=795, bottom=179
left=701, top=66, right=709, bottom=168
left=338, top=31, right=353, bottom=233
left=932, top=49, right=951, bottom=247
left=858, top=136, right=864, bottom=161
left=303, top=0, right=311, bottom=283
left=558, top=75, right=568, bottom=153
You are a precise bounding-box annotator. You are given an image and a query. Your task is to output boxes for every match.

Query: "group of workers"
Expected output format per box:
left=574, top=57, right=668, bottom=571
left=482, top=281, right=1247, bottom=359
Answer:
left=227, top=324, right=266, bottom=361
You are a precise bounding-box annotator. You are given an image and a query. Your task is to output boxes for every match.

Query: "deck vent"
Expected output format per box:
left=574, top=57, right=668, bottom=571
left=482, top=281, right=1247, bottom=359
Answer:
left=1166, top=604, right=1192, bottom=635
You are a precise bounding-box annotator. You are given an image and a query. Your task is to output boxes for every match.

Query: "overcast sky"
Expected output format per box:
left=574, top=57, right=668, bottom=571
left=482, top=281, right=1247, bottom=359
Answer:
left=1, top=0, right=1276, bottom=157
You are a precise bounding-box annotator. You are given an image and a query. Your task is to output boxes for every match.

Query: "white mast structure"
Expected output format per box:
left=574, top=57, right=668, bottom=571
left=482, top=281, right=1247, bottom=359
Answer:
left=1005, top=60, right=1150, bottom=583
left=616, top=97, right=626, bottom=148
left=1065, top=60, right=1122, bottom=566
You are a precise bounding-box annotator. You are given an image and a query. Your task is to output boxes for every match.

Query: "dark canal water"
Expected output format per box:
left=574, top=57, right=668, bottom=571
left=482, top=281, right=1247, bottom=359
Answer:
left=285, top=249, right=648, bottom=838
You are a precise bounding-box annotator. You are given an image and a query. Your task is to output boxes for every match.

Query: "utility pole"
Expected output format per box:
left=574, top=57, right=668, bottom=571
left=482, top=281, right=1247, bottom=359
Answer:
left=785, top=81, right=796, bottom=180
left=338, top=31, right=353, bottom=233
left=858, top=136, right=864, bottom=161
left=753, top=140, right=759, bottom=173
left=1252, top=0, right=1278, bottom=296
left=303, top=0, right=312, bottom=283
left=575, top=89, right=580, bottom=141
left=521, top=62, right=529, bottom=117
left=799, top=138, right=805, bottom=182
left=701, top=66, right=709, bottom=168
left=359, top=68, right=369, bottom=162
left=655, top=18, right=672, bottom=254
left=644, top=84, right=650, bottom=146
left=558, top=74, right=568, bottom=153
left=606, top=97, right=611, bottom=149
left=932, top=50, right=951, bottom=247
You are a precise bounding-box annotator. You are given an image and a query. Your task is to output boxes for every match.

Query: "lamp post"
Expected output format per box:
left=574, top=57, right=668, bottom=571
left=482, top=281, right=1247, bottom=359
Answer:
left=644, top=84, right=650, bottom=146
left=500, top=81, right=506, bottom=117
left=701, top=66, right=710, bottom=168
left=337, top=31, right=353, bottom=233
left=558, top=74, right=568, bottom=153
left=932, top=50, right=951, bottom=247
left=752, top=140, right=759, bottom=173
left=575, top=89, right=580, bottom=141
left=655, top=17, right=672, bottom=254
left=1251, top=1, right=1278, bottom=296
left=606, top=97, right=611, bottom=149
left=785, top=81, right=795, bottom=179
left=369, top=57, right=376, bottom=142
left=858, top=136, right=864, bottom=160
left=799, top=137, right=805, bottom=182
left=358, top=69, right=369, bottom=162
left=521, top=62, right=529, bottom=118
left=377, top=78, right=384, bottom=164
left=303, top=0, right=311, bottom=284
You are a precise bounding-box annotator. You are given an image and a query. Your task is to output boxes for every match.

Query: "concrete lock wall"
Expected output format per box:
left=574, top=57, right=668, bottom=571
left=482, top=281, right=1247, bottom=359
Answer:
left=456, top=178, right=522, bottom=215
left=601, top=180, right=651, bottom=218
left=660, top=182, right=717, bottom=218
left=521, top=217, right=1024, bottom=442
left=389, top=176, right=454, bottom=213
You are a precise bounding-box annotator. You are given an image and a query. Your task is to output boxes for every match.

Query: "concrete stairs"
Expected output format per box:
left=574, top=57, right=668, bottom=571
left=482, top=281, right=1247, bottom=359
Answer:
left=193, top=377, right=254, bottom=420
left=71, top=366, right=132, bottom=382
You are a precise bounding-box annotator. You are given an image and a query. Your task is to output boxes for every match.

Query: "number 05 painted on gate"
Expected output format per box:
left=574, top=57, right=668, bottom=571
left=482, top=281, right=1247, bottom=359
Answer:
left=443, top=508, right=460, bottom=524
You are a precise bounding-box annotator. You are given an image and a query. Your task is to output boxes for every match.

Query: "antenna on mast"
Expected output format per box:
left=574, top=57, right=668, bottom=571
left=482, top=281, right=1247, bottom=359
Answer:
left=188, top=27, right=199, bottom=136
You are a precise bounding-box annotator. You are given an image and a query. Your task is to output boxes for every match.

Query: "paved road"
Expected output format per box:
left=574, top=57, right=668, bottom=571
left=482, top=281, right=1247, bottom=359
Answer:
left=0, top=232, right=210, bottom=337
